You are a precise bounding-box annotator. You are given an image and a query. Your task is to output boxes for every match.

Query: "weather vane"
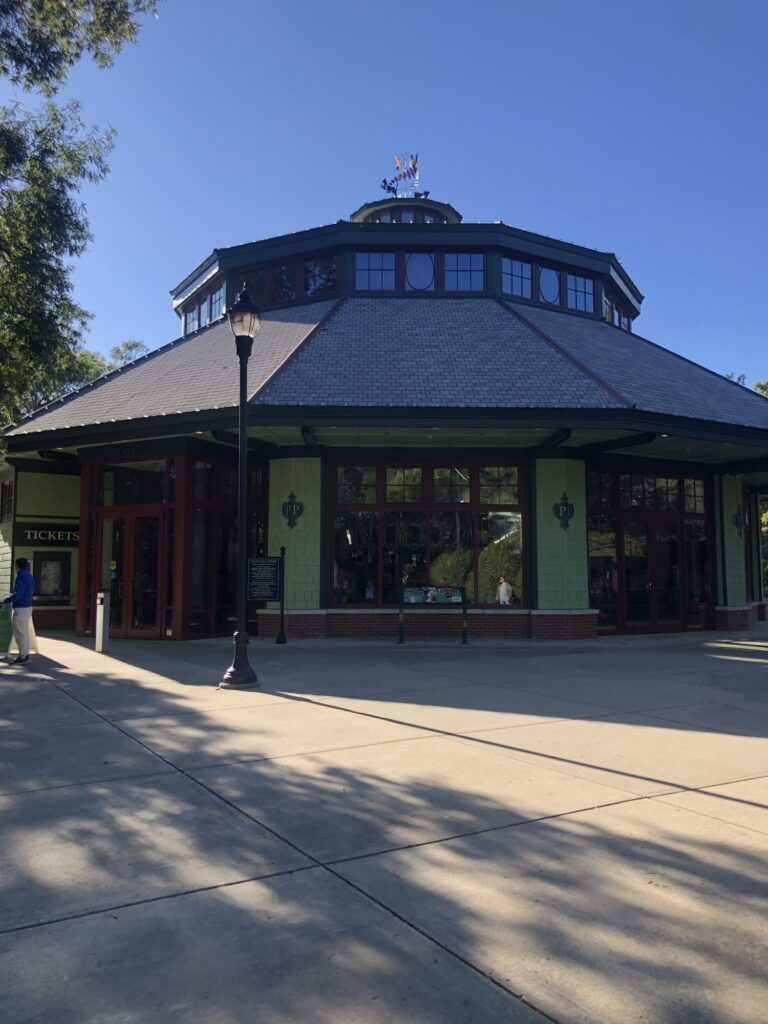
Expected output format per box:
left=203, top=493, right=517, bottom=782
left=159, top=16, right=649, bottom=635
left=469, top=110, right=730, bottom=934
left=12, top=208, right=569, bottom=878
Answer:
left=381, top=153, right=424, bottom=198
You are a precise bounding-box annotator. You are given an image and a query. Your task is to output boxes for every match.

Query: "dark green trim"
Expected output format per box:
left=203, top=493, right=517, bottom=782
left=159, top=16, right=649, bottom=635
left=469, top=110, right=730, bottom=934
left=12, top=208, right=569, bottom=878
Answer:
left=721, top=457, right=768, bottom=473
left=172, top=220, right=644, bottom=310
left=535, top=428, right=572, bottom=452
left=210, top=430, right=278, bottom=453
left=38, top=450, right=79, bottom=464
left=319, top=454, right=330, bottom=609
left=717, top=476, right=728, bottom=607
left=527, top=461, right=538, bottom=609
left=572, top=433, right=657, bottom=457
left=4, top=457, right=80, bottom=477
left=79, top=436, right=235, bottom=462
left=8, top=403, right=768, bottom=459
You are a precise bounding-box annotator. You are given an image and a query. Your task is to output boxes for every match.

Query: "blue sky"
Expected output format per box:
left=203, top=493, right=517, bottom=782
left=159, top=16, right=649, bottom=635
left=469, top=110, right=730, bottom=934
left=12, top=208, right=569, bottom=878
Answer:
left=3, top=0, right=766, bottom=384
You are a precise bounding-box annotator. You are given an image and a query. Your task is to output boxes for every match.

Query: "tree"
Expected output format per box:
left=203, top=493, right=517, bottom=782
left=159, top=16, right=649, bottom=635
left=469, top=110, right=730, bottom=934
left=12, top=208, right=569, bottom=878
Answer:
left=0, top=1, right=158, bottom=94
left=0, top=2, right=161, bottom=432
left=107, top=339, right=148, bottom=369
left=755, top=380, right=768, bottom=398
left=11, top=338, right=149, bottom=420
left=0, top=100, right=113, bottom=427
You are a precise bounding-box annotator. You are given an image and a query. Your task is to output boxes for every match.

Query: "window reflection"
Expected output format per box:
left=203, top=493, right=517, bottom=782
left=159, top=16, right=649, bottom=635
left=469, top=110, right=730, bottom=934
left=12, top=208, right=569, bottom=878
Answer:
left=355, top=252, right=396, bottom=291
left=305, top=256, right=337, bottom=296
left=384, top=511, right=428, bottom=601
left=588, top=514, right=618, bottom=628
left=430, top=512, right=473, bottom=587
left=684, top=479, right=706, bottom=514
left=587, top=470, right=613, bottom=511
left=539, top=267, right=561, bottom=305
left=444, top=253, right=484, bottom=292
left=97, top=461, right=167, bottom=506
left=479, top=466, right=518, bottom=504
left=502, top=257, right=532, bottom=299
left=210, top=283, right=225, bottom=320
left=338, top=466, right=376, bottom=504
left=566, top=274, right=594, bottom=313
left=331, top=462, right=523, bottom=606
left=433, top=467, right=470, bottom=503
left=272, top=264, right=296, bottom=303
left=334, top=511, right=379, bottom=603
left=477, top=513, right=522, bottom=604
left=404, top=252, right=435, bottom=291
left=684, top=520, right=709, bottom=627
left=386, top=467, right=422, bottom=502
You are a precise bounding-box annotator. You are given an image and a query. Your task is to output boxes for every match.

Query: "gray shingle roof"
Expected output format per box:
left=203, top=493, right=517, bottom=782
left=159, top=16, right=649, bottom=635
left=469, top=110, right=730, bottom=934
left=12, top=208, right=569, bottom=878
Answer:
left=510, top=303, right=768, bottom=430
left=6, top=301, right=338, bottom=436
left=7, top=294, right=768, bottom=438
left=253, top=298, right=623, bottom=409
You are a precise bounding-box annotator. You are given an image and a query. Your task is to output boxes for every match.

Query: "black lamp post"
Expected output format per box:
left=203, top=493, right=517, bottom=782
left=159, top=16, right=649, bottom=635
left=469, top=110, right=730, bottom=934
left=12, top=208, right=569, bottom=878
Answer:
left=219, top=285, right=261, bottom=689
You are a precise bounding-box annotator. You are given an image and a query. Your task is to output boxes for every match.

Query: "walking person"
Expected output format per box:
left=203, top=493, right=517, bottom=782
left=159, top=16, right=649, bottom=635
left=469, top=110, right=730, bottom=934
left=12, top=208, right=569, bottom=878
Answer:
left=3, top=558, right=35, bottom=664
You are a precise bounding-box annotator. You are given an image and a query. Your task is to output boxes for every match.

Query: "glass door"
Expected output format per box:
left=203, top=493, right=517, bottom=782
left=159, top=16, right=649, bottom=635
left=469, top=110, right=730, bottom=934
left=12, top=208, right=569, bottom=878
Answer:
left=97, top=511, right=163, bottom=639
left=623, top=520, right=650, bottom=626
left=99, top=515, right=128, bottom=634
left=654, top=520, right=681, bottom=625
left=622, top=518, right=681, bottom=629
left=127, top=514, right=161, bottom=638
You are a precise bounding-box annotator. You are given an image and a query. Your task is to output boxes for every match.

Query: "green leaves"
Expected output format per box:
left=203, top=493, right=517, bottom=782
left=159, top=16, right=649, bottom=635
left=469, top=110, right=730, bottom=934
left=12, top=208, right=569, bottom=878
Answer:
left=0, top=101, right=114, bottom=428
left=0, top=1, right=159, bottom=94
left=0, top=3, right=161, bottom=437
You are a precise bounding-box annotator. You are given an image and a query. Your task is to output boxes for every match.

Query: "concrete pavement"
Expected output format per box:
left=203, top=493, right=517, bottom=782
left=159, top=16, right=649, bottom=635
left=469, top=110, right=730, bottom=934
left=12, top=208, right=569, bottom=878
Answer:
left=1, top=628, right=767, bottom=1023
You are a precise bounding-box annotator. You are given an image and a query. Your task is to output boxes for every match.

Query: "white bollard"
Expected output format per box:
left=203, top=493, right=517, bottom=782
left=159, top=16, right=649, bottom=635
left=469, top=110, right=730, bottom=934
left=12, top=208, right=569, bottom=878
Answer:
left=95, top=590, right=110, bottom=653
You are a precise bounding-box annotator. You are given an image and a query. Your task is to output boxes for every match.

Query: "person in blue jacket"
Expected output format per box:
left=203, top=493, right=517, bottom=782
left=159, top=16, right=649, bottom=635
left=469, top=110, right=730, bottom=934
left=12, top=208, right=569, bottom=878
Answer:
left=3, top=558, right=35, bottom=664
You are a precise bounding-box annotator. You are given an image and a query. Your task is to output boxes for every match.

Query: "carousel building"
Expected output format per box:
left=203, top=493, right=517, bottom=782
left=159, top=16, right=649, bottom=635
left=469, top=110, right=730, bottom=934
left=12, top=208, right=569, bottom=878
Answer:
left=2, top=194, right=767, bottom=641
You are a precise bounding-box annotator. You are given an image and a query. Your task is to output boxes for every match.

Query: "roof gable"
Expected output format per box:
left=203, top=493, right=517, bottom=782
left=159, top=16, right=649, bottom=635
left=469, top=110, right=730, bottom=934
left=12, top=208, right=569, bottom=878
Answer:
left=511, top=303, right=768, bottom=430
left=6, top=301, right=338, bottom=437
left=253, top=297, right=624, bottom=410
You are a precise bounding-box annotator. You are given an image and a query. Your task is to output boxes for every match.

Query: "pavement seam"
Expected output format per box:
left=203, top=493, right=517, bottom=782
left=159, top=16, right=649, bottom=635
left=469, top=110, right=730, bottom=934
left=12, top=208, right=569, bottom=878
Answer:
left=0, top=768, right=175, bottom=798
left=35, top=666, right=563, bottom=1023
left=270, top=690, right=730, bottom=797
left=0, top=863, right=321, bottom=937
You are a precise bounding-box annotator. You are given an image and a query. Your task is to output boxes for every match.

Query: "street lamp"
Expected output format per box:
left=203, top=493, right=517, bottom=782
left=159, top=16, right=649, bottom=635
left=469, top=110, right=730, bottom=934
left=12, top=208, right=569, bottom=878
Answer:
left=219, top=284, right=261, bottom=689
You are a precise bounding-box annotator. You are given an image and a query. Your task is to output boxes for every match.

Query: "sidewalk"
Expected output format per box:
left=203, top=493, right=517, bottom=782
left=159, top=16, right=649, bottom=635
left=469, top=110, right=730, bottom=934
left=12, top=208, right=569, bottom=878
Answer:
left=1, top=628, right=767, bottom=1023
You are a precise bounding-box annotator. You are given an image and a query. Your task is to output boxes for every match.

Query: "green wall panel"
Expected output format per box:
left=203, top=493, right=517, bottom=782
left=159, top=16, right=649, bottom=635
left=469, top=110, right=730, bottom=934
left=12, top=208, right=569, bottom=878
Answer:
left=717, top=474, right=747, bottom=607
left=17, top=472, right=80, bottom=517
left=535, top=458, right=588, bottom=609
left=14, top=471, right=81, bottom=611
left=267, top=458, right=322, bottom=609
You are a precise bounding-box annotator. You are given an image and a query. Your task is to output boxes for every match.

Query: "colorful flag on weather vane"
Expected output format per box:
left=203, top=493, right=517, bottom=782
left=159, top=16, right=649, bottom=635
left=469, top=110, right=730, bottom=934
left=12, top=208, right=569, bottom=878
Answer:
left=381, top=153, right=420, bottom=196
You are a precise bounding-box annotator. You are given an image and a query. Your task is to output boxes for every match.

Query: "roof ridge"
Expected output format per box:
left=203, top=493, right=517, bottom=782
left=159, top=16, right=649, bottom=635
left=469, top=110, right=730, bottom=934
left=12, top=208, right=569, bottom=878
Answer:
left=500, top=300, right=634, bottom=409
left=248, top=297, right=346, bottom=403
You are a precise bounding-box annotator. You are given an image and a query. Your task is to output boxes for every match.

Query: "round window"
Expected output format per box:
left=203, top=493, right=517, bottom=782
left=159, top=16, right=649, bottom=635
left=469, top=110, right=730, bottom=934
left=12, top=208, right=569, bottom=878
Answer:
left=539, top=268, right=560, bottom=304
left=405, top=253, right=435, bottom=291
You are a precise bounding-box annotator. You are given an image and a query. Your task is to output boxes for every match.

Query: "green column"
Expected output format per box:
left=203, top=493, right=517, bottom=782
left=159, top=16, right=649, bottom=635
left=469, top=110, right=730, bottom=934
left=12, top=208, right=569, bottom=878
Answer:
left=534, top=458, right=589, bottom=609
left=715, top=474, right=746, bottom=606
left=267, top=457, right=322, bottom=609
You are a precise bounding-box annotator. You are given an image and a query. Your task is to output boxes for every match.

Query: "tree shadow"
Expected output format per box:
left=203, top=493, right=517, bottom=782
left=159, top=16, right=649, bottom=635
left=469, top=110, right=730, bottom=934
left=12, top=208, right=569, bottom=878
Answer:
left=1, top=634, right=767, bottom=1022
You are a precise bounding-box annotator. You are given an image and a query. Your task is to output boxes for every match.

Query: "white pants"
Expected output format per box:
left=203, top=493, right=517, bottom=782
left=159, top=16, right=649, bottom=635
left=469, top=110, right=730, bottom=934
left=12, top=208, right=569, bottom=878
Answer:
left=9, top=608, right=36, bottom=658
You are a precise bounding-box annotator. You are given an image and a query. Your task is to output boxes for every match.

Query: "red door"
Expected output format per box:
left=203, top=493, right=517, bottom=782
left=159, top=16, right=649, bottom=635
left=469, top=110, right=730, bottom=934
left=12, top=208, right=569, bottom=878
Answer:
left=622, top=518, right=681, bottom=630
left=97, top=511, right=163, bottom=639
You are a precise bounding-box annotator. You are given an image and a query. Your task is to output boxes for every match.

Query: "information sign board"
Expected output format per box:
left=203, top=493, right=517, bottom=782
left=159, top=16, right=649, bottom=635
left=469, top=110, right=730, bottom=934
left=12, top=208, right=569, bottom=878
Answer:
left=247, top=557, right=281, bottom=602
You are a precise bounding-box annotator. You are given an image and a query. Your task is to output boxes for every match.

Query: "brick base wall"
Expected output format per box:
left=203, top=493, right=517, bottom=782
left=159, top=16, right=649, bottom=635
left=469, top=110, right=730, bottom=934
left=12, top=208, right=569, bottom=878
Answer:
left=530, top=610, right=600, bottom=640
left=33, top=608, right=76, bottom=630
left=256, top=609, right=599, bottom=640
left=715, top=604, right=765, bottom=630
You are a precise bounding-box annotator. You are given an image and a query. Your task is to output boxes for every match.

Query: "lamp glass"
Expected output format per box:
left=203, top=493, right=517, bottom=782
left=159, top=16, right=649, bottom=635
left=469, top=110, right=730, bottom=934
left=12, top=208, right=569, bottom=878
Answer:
left=228, top=286, right=262, bottom=339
